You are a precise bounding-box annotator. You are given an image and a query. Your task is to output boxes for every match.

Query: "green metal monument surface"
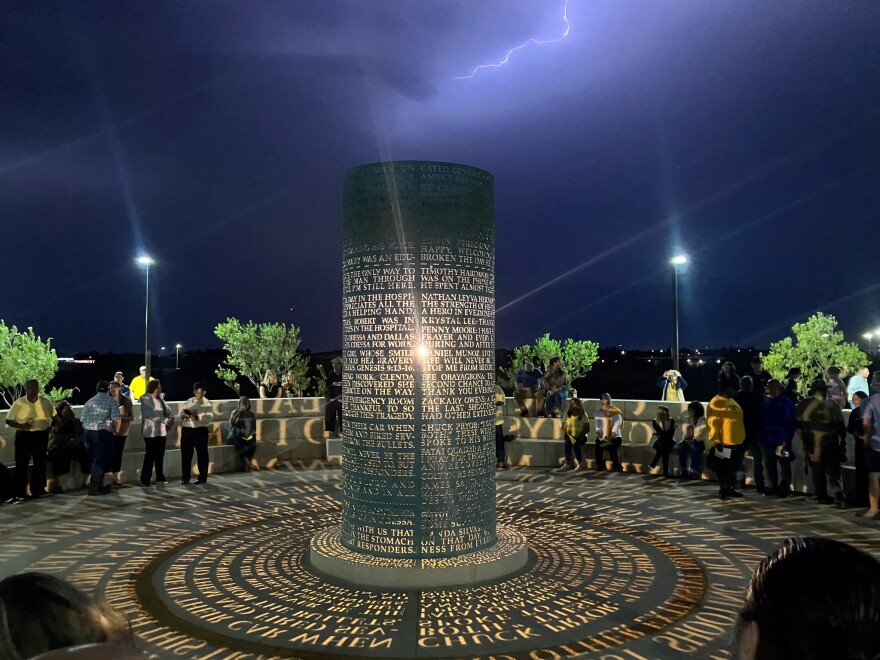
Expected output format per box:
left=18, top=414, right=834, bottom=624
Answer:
left=340, top=160, right=496, bottom=559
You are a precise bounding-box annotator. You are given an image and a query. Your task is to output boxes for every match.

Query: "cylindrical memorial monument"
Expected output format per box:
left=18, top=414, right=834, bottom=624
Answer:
left=310, top=161, right=527, bottom=587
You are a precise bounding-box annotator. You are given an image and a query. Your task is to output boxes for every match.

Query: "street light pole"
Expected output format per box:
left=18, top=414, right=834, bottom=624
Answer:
left=175, top=343, right=182, bottom=370
left=136, top=255, right=155, bottom=382
left=670, top=255, right=687, bottom=372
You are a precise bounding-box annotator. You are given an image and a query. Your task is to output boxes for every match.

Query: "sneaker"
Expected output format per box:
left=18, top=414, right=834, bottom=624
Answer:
left=519, top=410, right=529, bottom=417
left=777, top=488, right=791, bottom=499
left=573, top=463, right=586, bottom=472
left=726, top=489, right=744, bottom=498
left=762, top=487, right=778, bottom=497
left=155, top=478, right=169, bottom=484
left=138, top=482, right=150, bottom=488
left=181, top=480, right=192, bottom=486
left=717, top=490, right=727, bottom=500
left=556, top=463, right=574, bottom=472
left=195, top=479, right=207, bottom=485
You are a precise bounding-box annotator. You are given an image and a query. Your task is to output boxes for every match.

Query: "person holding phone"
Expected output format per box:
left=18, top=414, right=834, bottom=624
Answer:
left=139, top=380, right=174, bottom=486
left=180, top=381, right=214, bottom=485
left=708, top=382, right=747, bottom=499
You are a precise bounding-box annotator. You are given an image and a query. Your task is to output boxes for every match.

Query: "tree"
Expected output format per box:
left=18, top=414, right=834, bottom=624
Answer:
left=214, top=318, right=311, bottom=396
left=762, top=312, right=868, bottom=397
left=0, top=321, right=72, bottom=407
left=498, top=333, right=599, bottom=390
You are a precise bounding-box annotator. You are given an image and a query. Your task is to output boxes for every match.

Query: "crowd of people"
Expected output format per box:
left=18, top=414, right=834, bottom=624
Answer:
left=1, top=360, right=349, bottom=503
left=509, top=354, right=880, bottom=509
left=1, top=375, right=221, bottom=500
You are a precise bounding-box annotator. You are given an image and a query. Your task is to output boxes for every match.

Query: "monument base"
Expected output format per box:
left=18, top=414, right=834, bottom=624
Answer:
left=309, top=524, right=529, bottom=589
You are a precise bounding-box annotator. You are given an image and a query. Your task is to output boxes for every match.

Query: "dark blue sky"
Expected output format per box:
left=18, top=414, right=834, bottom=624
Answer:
left=2, top=0, right=879, bottom=355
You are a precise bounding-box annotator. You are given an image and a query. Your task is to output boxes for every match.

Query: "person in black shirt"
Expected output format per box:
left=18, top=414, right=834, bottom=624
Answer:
left=735, top=375, right=767, bottom=493
left=749, top=356, right=773, bottom=394
left=849, top=390, right=869, bottom=507
left=325, top=357, right=343, bottom=438
left=783, top=368, right=804, bottom=403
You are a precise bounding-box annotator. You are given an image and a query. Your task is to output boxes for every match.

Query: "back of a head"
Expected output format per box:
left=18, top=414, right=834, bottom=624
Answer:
left=0, top=573, right=133, bottom=660
left=736, top=537, right=880, bottom=660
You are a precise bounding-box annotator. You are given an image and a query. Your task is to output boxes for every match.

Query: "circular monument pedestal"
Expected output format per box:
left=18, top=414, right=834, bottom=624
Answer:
left=310, top=524, right=529, bottom=589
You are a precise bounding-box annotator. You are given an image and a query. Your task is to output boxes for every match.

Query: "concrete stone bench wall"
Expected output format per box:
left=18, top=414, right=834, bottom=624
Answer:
left=0, top=397, right=857, bottom=495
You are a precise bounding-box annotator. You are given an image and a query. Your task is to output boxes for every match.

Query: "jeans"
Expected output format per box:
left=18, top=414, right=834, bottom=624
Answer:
left=230, top=434, right=256, bottom=463
left=13, top=430, right=49, bottom=498
left=677, top=440, right=704, bottom=477
left=325, top=399, right=342, bottom=435
left=181, top=427, right=209, bottom=483
left=140, top=437, right=167, bottom=485
left=595, top=437, right=622, bottom=470
left=747, top=434, right=765, bottom=488
left=110, top=435, right=127, bottom=473
left=763, top=446, right=792, bottom=491
left=650, top=438, right=675, bottom=475
left=564, top=434, right=588, bottom=463
left=810, top=439, right=843, bottom=500
left=544, top=390, right=569, bottom=414
left=84, top=430, right=112, bottom=493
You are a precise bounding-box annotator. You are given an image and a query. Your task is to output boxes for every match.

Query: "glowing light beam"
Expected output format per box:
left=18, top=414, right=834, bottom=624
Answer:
left=454, top=0, right=571, bottom=80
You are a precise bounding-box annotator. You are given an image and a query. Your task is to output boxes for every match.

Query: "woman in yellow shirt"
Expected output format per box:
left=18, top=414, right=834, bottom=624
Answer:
left=559, top=398, right=590, bottom=472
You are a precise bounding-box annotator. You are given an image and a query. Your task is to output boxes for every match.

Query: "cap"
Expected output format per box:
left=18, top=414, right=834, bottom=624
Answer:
left=139, top=366, right=146, bottom=372
left=524, top=361, right=535, bottom=373
left=751, top=356, right=764, bottom=364
left=114, top=371, right=124, bottom=377
left=96, top=380, right=110, bottom=392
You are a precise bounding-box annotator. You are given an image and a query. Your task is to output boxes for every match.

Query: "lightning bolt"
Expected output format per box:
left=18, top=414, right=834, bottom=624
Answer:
left=454, top=0, right=571, bottom=80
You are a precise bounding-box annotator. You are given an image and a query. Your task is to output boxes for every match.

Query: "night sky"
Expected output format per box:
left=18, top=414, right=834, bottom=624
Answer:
left=3, top=1, right=879, bottom=356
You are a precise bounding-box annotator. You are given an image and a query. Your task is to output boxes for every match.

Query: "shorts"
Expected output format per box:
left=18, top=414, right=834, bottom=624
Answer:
left=865, top=448, right=880, bottom=473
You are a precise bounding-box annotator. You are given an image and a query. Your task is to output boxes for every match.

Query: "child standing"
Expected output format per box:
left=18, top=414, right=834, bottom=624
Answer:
left=559, top=398, right=590, bottom=471
left=677, top=401, right=707, bottom=479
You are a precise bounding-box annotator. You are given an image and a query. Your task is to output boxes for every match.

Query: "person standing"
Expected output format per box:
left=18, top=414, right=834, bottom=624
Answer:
left=795, top=378, right=847, bottom=507
left=848, top=367, right=871, bottom=407
left=849, top=390, right=869, bottom=508
left=735, top=375, right=767, bottom=494
left=229, top=396, right=257, bottom=472
left=112, top=372, right=131, bottom=399
left=827, top=366, right=849, bottom=409
left=5, top=379, right=56, bottom=500
left=718, top=362, right=740, bottom=394
left=180, top=381, right=214, bottom=485
left=677, top=401, right=707, bottom=479
left=80, top=381, right=121, bottom=497
left=259, top=371, right=281, bottom=399
left=860, top=376, right=880, bottom=519
left=108, top=382, right=133, bottom=487
left=761, top=380, right=797, bottom=498
left=594, top=393, right=623, bottom=471
left=495, top=385, right=508, bottom=469
left=649, top=406, right=676, bottom=477
left=47, top=401, right=88, bottom=493
left=139, top=380, right=173, bottom=486
left=749, top=357, right=773, bottom=394
left=129, top=366, right=153, bottom=402
left=657, top=370, right=688, bottom=402
left=708, top=383, right=747, bottom=499
left=559, top=398, right=590, bottom=472
left=513, top=361, right=543, bottom=416
left=538, top=357, right=572, bottom=418
left=324, top=358, right=343, bottom=438
left=783, top=368, right=804, bottom=403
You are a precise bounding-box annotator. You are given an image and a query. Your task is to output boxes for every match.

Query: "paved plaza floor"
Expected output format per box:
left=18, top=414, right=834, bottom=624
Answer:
left=2, top=466, right=879, bottom=659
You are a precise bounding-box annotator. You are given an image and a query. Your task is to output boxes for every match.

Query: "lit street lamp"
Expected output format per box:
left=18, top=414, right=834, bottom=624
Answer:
left=175, top=343, right=182, bottom=369
left=136, top=255, right=155, bottom=381
left=670, top=255, right=687, bottom=372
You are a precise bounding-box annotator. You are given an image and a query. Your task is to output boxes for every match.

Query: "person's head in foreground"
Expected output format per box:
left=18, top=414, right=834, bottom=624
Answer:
left=0, top=572, right=136, bottom=659
left=734, top=537, right=880, bottom=660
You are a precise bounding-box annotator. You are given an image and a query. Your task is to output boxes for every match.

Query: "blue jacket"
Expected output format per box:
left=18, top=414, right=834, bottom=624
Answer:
left=762, top=395, right=796, bottom=449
